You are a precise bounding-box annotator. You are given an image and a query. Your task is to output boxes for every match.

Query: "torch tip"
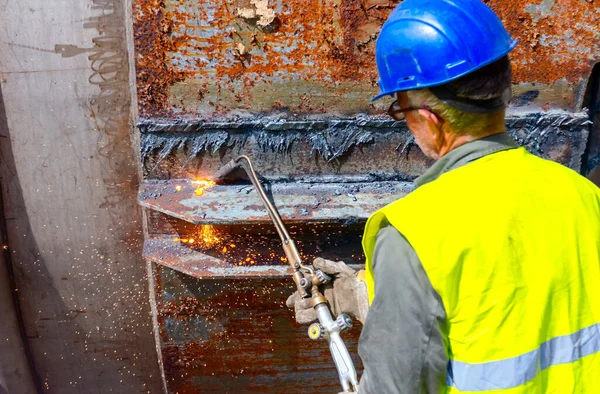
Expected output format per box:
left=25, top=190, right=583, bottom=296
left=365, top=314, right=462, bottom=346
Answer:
left=213, top=159, right=240, bottom=181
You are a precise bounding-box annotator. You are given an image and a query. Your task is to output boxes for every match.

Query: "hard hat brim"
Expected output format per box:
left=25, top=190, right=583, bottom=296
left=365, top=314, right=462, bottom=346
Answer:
left=371, top=39, right=518, bottom=102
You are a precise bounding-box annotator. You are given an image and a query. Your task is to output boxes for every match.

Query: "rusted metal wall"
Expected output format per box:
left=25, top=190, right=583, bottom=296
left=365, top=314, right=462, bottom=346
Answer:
left=133, top=0, right=599, bottom=185
left=133, top=0, right=600, bottom=119
left=133, top=0, right=600, bottom=392
left=155, top=267, right=363, bottom=393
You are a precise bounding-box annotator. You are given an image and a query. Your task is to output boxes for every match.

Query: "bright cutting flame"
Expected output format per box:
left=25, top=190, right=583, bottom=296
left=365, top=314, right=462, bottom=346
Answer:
left=192, top=179, right=215, bottom=196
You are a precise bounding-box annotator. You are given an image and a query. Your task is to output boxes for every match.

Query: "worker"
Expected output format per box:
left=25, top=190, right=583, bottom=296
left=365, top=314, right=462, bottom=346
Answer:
left=287, top=0, right=600, bottom=392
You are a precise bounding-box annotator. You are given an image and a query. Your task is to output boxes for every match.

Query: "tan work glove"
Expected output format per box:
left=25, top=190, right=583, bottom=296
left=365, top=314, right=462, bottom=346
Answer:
left=286, top=258, right=369, bottom=325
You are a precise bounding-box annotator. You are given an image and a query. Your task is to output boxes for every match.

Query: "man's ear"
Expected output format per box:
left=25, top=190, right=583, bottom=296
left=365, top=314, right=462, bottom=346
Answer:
left=417, top=109, right=442, bottom=128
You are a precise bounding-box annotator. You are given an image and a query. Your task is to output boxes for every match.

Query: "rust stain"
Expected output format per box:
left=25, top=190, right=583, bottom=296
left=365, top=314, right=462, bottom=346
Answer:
left=133, top=0, right=196, bottom=116
left=133, top=0, right=398, bottom=116
left=485, top=0, right=600, bottom=84
left=203, top=0, right=392, bottom=87
left=133, top=0, right=600, bottom=117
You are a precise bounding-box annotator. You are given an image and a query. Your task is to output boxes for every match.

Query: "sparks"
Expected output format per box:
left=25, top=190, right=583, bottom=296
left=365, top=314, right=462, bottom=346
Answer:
left=199, top=225, right=220, bottom=247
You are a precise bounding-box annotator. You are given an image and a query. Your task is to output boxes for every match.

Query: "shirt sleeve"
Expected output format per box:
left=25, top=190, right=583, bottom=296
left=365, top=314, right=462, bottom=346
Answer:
left=358, top=225, right=448, bottom=394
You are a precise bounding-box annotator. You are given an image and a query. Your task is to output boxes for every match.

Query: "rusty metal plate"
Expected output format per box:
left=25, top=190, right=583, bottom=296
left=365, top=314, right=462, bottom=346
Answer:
left=488, top=0, right=600, bottom=110
left=144, top=237, right=364, bottom=278
left=155, top=265, right=364, bottom=393
left=133, top=0, right=600, bottom=119
left=139, top=180, right=413, bottom=224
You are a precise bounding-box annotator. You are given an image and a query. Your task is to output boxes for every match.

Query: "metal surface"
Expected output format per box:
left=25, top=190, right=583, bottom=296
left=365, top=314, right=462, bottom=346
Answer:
left=139, top=180, right=413, bottom=224
left=154, top=264, right=364, bottom=393
left=132, top=1, right=600, bottom=392
left=139, top=116, right=426, bottom=181
left=489, top=0, right=600, bottom=111
left=145, top=238, right=363, bottom=280
left=139, top=113, right=591, bottom=180
left=144, top=224, right=366, bottom=278
left=145, top=237, right=366, bottom=278
left=133, top=0, right=600, bottom=119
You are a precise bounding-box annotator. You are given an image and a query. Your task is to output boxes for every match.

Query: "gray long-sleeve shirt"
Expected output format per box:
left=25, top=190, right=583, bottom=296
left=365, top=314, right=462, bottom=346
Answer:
left=358, top=133, right=518, bottom=393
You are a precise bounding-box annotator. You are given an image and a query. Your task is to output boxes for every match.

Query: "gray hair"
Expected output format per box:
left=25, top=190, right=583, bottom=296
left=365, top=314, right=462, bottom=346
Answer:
left=409, top=56, right=513, bottom=136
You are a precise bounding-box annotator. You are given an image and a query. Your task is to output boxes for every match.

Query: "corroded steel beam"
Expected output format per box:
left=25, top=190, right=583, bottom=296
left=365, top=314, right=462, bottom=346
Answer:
left=139, top=180, right=413, bottom=224
left=144, top=238, right=364, bottom=279
left=139, top=116, right=429, bottom=180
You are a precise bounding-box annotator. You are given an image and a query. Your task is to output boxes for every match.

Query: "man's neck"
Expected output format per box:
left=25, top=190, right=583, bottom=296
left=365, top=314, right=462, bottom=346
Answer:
left=415, top=132, right=518, bottom=188
left=438, top=129, right=505, bottom=159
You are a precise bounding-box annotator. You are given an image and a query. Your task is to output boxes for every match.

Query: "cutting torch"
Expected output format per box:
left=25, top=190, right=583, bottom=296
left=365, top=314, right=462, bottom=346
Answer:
left=213, top=155, right=360, bottom=393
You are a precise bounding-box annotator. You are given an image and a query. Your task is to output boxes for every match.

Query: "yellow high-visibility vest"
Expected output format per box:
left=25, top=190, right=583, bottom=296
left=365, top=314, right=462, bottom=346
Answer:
left=362, top=147, right=600, bottom=392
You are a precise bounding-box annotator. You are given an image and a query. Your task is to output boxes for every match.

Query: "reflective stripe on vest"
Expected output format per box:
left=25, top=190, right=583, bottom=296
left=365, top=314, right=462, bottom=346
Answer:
left=447, top=322, right=600, bottom=391
left=362, top=148, right=600, bottom=392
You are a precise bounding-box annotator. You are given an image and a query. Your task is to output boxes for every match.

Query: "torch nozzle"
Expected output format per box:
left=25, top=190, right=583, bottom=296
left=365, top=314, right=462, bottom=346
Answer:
left=213, top=158, right=240, bottom=181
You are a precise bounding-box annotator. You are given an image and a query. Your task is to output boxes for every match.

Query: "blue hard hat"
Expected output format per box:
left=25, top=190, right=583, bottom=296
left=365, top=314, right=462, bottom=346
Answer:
left=373, top=0, right=517, bottom=101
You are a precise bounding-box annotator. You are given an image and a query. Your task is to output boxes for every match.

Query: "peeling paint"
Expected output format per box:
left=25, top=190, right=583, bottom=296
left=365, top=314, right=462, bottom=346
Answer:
left=237, top=0, right=277, bottom=27
left=133, top=0, right=396, bottom=117
left=524, top=0, right=555, bottom=23
left=486, top=0, right=600, bottom=88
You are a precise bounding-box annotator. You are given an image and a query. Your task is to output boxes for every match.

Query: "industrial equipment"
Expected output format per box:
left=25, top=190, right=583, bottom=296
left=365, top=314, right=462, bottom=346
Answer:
left=214, top=155, right=359, bottom=393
